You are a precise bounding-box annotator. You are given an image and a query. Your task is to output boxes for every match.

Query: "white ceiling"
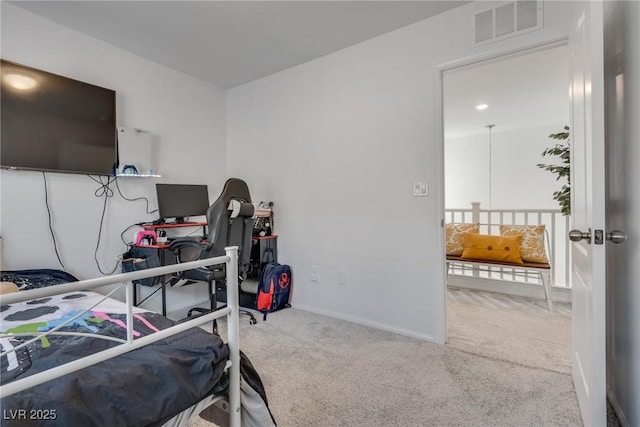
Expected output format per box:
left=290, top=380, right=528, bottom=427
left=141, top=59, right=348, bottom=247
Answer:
left=443, top=45, right=570, bottom=138
left=10, top=1, right=567, bottom=135
left=10, top=1, right=470, bottom=89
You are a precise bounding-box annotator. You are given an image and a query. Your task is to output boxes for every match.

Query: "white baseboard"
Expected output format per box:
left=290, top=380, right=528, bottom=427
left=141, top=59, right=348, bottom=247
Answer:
left=607, top=389, right=631, bottom=427
left=292, top=303, right=438, bottom=343
left=447, top=274, right=572, bottom=303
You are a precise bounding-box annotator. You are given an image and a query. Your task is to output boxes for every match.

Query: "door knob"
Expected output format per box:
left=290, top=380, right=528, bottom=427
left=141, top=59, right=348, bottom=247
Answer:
left=606, top=230, right=627, bottom=244
left=569, top=229, right=591, bottom=243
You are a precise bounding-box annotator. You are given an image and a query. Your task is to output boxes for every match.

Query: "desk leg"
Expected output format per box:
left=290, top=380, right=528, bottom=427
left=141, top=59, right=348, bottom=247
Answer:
left=209, top=281, right=217, bottom=334
left=209, top=282, right=215, bottom=311
left=162, top=280, right=167, bottom=316
left=159, top=247, right=167, bottom=317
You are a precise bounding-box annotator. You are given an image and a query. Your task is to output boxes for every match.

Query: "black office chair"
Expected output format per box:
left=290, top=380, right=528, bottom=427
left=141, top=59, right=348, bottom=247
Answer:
left=169, top=178, right=258, bottom=332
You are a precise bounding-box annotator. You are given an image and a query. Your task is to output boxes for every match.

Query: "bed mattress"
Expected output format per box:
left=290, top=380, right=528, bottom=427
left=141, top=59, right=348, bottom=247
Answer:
left=0, top=289, right=229, bottom=427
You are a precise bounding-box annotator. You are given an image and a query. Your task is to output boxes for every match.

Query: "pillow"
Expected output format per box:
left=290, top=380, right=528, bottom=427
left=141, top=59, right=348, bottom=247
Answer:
left=0, top=281, right=19, bottom=295
left=460, top=233, right=524, bottom=264
left=500, top=225, right=549, bottom=264
left=446, top=223, right=480, bottom=256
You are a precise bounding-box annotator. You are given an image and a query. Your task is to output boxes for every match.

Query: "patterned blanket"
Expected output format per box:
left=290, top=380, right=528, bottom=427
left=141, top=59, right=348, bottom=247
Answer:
left=1, top=289, right=228, bottom=427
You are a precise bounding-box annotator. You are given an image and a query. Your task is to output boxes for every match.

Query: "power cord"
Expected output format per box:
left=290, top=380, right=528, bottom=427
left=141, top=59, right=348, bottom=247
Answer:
left=115, top=177, right=161, bottom=249
left=41, top=174, right=159, bottom=275
left=114, top=177, right=158, bottom=215
left=91, top=175, right=161, bottom=274
left=42, top=172, right=66, bottom=269
left=88, top=175, right=119, bottom=275
left=120, top=223, right=139, bottom=246
left=90, top=174, right=165, bottom=276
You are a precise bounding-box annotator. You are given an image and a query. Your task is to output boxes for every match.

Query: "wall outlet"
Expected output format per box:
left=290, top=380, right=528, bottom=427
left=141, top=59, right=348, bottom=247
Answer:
left=310, top=266, right=320, bottom=283
left=337, top=270, right=347, bottom=286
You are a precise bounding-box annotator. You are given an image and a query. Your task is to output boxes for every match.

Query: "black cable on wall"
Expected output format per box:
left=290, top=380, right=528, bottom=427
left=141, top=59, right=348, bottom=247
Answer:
left=89, top=175, right=119, bottom=275
left=42, top=172, right=66, bottom=269
left=114, top=177, right=157, bottom=215
left=41, top=173, right=160, bottom=276
left=91, top=175, right=160, bottom=274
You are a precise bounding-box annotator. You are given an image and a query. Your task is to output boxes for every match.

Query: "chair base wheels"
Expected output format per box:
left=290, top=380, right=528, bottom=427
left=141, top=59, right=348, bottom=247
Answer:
left=184, top=306, right=257, bottom=334
left=239, top=309, right=257, bottom=325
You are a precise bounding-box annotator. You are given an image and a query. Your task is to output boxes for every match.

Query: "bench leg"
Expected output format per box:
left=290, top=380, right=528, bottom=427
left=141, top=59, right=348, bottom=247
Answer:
left=445, top=262, right=449, bottom=287
left=540, top=271, right=552, bottom=310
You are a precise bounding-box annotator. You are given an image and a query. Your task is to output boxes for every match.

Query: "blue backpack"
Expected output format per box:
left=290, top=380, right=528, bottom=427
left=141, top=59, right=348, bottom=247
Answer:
left=256, top=262, right=292, bottom=320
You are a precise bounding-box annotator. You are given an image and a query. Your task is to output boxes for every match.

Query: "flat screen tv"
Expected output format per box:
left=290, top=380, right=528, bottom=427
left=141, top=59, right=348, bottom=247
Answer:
left=156, top=184, right=210, bottom=223
left=1, top=59, right=117, bottom=175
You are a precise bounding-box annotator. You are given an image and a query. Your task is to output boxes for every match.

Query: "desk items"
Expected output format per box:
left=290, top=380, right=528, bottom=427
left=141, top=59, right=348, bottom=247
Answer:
left=135, top=230, right=157, bottom=245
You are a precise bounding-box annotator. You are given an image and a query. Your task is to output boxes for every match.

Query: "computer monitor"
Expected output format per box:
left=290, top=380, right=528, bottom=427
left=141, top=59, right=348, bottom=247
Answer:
left=155, top=184, right=210, bottom=223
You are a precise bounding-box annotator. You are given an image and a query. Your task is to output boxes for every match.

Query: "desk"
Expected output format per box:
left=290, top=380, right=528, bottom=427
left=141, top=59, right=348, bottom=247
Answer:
left=141, top=221, right=207, bottom=229
left=141, top=221, right=208, bottom=242
left=130, top=222, right=207, bottom=315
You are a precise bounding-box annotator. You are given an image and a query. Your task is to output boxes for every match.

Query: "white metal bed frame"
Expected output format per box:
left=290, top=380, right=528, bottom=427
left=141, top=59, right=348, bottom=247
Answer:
left=0, top=246, right=242, bottom=427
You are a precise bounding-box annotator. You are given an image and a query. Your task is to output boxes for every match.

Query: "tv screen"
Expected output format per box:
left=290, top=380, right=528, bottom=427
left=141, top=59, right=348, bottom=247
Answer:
left=156, top=184, right=210, bottom=223
left=1, top=59, right=117, bottom=175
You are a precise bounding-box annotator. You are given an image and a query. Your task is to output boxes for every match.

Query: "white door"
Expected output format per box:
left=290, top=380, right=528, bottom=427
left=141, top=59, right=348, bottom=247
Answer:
left=568, top=1, right=607, bottom=426
left=603, top=1, right=639, bottom=425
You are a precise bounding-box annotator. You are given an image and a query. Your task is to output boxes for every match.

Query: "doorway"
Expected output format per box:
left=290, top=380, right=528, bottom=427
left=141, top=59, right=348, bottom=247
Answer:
left=441, top=43, right=573, bottom=374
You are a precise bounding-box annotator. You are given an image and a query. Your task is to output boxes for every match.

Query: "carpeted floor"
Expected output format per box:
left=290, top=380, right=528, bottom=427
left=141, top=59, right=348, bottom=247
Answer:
left=446, top=287, right=572, bottom=374
left=187, top=289, right=582, bottom=427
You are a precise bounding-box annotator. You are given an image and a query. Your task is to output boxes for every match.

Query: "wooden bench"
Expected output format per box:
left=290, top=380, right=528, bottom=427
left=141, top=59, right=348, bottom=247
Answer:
left=446, top=255, right=552, bottom=310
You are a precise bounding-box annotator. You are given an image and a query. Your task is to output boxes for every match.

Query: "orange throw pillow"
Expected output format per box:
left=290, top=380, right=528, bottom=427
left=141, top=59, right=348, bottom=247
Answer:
left=460, top=233, right=524, bottom=264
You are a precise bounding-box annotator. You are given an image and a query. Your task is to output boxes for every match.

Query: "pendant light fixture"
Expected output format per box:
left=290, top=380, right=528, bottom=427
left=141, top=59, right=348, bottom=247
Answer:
left=486, top=124, right=496, bottom=209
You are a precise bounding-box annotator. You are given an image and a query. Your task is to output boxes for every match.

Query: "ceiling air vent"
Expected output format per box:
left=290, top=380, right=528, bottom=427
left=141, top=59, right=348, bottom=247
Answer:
left=474, top=0, right=543, bottom=45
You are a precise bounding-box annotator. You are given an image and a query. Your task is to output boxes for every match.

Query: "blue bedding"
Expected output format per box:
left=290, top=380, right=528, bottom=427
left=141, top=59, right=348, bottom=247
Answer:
left=1, top=269, right=79, bottom=291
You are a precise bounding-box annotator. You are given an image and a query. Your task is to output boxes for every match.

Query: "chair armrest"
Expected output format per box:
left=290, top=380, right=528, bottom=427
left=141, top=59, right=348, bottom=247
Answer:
left=169, top=237, right=211, bottom=252
left=169, top=237, right=213, bottom=267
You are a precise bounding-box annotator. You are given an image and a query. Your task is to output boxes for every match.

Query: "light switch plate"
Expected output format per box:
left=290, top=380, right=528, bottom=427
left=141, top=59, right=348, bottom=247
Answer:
left=413, top=181, right=428, bottom=197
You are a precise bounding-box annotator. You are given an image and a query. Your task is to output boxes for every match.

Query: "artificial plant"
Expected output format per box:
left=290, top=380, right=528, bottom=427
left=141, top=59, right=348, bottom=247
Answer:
left=537, top=125, right=570, bottom=215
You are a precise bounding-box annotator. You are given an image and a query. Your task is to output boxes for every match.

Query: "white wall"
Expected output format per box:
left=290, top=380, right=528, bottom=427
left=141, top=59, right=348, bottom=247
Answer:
left=445, top=124, right=568, bottom=210
left=604, top=1, right=640, bottom=425
left=227, top=1, right=577, bottom=342
left=0, top=4, right=227, bottom=312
